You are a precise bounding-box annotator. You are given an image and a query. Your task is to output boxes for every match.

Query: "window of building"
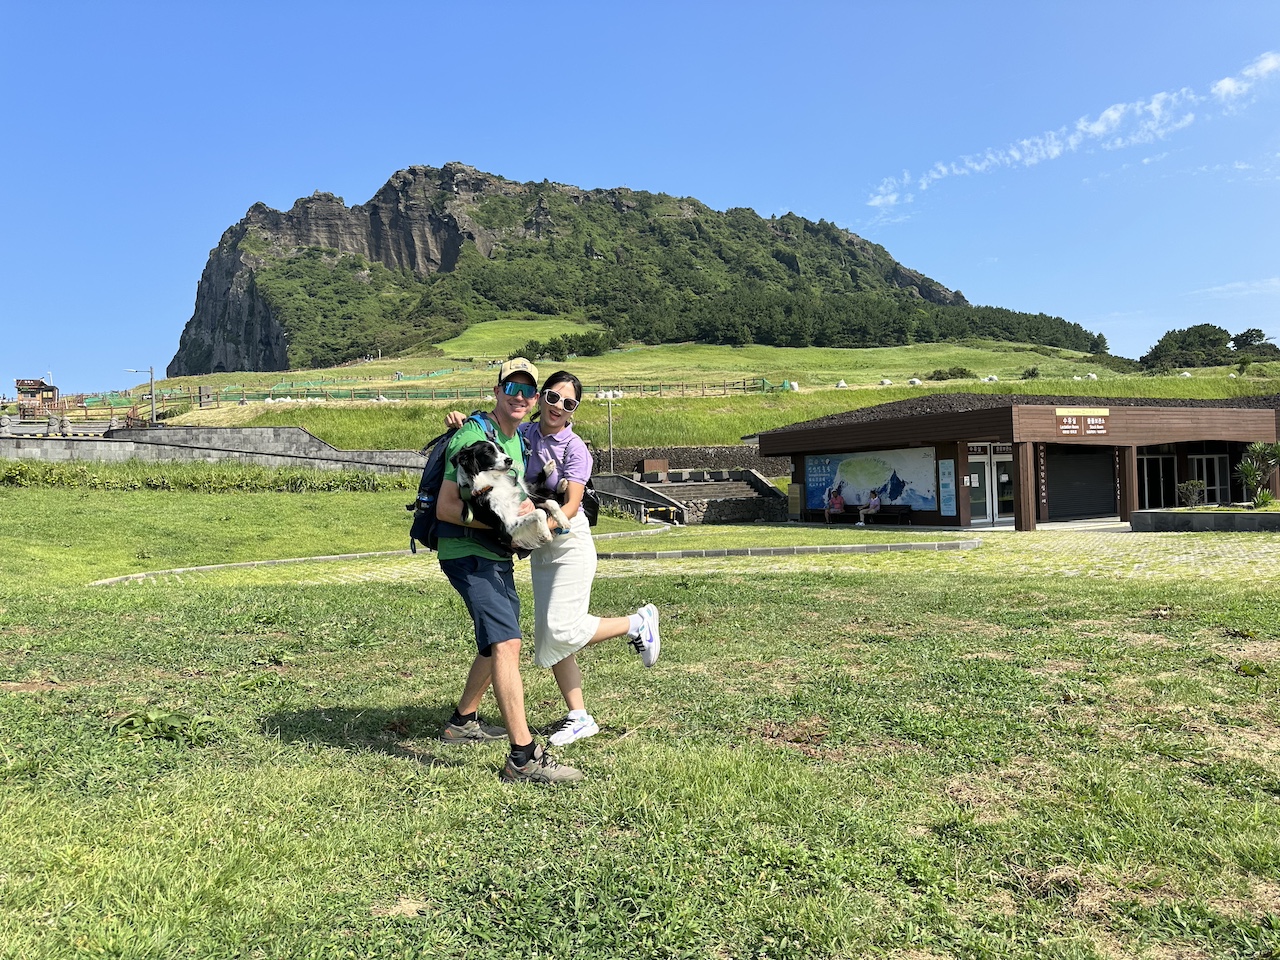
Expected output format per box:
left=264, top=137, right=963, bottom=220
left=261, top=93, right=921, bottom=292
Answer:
left=1189, top=454, right=1231, bottom=505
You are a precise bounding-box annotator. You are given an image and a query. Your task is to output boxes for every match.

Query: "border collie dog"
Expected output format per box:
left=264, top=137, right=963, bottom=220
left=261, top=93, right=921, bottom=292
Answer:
left=451, top=439, right=571, bottom=552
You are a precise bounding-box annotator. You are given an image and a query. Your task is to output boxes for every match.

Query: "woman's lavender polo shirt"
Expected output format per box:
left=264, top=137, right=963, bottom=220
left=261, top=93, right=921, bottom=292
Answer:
left=520, top=422, right=593, bottom=489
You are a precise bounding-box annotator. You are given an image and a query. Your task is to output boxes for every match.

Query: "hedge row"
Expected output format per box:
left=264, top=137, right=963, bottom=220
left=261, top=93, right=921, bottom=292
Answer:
left=0, top=459, right=416, bottom=493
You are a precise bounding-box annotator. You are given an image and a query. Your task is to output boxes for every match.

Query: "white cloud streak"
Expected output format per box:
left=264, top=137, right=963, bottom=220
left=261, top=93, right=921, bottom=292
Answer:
left=868, top=51, right=1277, bottom=210
left=1189, top=277, right=1280, bottom=298
left=1212, top=51, right=1280, bottom=101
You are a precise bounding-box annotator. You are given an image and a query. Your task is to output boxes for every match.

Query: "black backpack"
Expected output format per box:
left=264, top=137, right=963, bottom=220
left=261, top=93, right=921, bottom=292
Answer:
left=407, top=412, right=527, bottom=556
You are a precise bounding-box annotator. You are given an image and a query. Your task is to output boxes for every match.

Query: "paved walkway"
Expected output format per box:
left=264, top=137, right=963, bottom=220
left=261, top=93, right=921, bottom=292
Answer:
left=89, top=517, right=1280, bottom=588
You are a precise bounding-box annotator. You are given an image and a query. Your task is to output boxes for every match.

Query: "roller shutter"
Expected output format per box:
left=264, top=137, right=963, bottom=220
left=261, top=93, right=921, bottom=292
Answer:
left=1046, top=447, right=1115, bottom=520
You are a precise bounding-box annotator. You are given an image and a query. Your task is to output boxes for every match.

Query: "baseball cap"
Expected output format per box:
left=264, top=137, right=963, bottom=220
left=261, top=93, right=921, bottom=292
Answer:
left=497, top=357, right=539, bottom=384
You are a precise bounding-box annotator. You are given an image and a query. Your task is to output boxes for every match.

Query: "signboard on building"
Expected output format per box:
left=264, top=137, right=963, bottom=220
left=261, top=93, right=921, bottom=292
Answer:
left=1055, top=407, right=1110, bottom=437
left=938, top=459, right=957, bottom=517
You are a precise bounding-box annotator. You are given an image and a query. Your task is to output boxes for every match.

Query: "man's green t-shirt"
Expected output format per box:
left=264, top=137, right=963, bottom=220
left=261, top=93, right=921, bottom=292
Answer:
left=437, top=416, right=526, bottom=562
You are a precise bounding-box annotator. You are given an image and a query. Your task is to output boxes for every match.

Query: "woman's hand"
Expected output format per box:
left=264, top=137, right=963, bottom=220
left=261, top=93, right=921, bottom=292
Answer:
left=444, top=411, right=466, bottom=429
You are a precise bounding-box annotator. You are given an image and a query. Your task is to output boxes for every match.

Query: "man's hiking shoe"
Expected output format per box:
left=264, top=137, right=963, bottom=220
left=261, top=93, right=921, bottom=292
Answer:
left=440, top=716, right=507, bottom=744
left=500, top=744, right=584, bottom=784
left=547, top=712, right=600, bottom=747
left=629, top=603, right=661, bottom=668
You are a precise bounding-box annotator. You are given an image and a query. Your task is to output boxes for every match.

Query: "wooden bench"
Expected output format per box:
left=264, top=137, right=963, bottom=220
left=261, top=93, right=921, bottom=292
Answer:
left=866, top=504, right=912, bottom=525
left=824, top=504, right=912, bottom=525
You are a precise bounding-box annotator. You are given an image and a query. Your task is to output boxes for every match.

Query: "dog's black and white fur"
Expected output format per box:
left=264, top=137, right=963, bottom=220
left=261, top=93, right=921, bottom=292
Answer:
left=451, top=439, right=571, bottom=551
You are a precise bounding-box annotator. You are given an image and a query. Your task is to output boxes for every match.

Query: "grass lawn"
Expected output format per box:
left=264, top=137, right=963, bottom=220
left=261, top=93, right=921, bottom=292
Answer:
left=2, top=487, right=1279, bottom=958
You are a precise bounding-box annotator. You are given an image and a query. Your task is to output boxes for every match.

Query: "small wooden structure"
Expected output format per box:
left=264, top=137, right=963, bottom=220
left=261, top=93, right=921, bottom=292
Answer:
left=16, top=378, right=59, bottom=417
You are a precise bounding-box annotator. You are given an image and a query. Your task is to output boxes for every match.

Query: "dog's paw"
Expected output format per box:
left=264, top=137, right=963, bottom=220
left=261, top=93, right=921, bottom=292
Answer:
left=509, top=514, right=553, bottom=551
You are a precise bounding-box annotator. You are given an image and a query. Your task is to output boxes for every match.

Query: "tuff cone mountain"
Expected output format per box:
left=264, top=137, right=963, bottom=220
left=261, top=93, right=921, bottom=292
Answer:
left=168, top=162, right=1094, bottom=376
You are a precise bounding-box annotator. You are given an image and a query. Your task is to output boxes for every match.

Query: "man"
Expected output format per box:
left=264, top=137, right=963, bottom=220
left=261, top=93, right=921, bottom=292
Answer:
left=435, top=358, right=583, bottom=784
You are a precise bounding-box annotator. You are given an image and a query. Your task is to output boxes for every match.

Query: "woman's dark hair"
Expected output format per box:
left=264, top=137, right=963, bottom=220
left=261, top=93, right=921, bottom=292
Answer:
left=540, top=370, right=582, bottom=397
left=531, top=370, right=582, bottom=420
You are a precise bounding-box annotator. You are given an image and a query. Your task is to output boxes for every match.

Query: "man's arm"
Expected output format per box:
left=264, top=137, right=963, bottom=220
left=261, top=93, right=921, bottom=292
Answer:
left=437, top=478, right=535, bottom=527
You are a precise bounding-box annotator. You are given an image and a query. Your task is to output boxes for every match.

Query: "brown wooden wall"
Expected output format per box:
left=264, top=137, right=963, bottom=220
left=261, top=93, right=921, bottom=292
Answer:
left=1011, top=406, right=1276, bottom=445
left=762, top=405, right=1277, bottom=457
left=760, top=408, right=1016, bottom=456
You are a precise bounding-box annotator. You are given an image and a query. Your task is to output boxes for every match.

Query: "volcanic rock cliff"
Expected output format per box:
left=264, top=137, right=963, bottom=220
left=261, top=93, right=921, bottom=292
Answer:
left=168, top=162, right=975, bottom=377
left=168, top=164, right=511, bottom=376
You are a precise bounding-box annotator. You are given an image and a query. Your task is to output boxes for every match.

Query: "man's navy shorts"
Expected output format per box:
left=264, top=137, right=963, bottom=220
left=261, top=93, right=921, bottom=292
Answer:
left=439, top=555, right=521, bottom=656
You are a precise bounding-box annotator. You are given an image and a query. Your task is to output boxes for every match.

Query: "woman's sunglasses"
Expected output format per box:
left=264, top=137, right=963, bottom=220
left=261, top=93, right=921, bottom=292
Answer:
left=541, top=389, right=579, bottom=412
left=500, top=381, right=538, bottom=399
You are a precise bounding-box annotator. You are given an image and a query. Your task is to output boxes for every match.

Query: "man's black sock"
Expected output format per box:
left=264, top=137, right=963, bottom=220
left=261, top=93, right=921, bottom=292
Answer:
left=509, top=741, right=537, bottom=765
left=450, top=709, right=477, bottom=726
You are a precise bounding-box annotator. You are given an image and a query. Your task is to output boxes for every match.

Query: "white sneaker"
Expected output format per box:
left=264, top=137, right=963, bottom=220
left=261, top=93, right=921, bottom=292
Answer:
left=629, top=604, right=661, bottom=667
left=548, top=711, right=600, bottom=747
left=855, top=521, right=865, bottom=526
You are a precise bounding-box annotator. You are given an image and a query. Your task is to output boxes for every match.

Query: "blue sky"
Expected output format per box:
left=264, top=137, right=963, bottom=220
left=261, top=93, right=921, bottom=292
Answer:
left=2, top=1, right=1277, bottom=394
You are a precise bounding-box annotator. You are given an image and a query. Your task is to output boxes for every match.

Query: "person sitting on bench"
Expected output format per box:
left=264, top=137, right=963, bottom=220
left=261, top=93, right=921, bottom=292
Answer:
left=824, top=486, right=845, bottom=523
left=855, top=490, right=881, bottom=526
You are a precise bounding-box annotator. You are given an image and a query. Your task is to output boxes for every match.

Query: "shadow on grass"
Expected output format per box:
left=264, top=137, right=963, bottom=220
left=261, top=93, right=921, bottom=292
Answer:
left=262, top=706, right=475, bottom=768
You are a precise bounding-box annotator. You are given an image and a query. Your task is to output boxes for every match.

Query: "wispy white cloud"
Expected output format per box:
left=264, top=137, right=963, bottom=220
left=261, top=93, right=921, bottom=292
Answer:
left=1212, top=51, right=1280, bottom=102
left=1189, top=277, right=1280, bottom=298
left=868, top=51, right=1277, bottom=210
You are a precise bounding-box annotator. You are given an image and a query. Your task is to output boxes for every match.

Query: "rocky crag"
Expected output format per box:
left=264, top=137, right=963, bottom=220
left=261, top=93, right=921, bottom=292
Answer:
left=168, top=162, right=974, bottom=377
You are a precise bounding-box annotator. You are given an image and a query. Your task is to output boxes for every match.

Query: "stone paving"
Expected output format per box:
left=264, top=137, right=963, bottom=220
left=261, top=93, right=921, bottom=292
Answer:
left=95, top=525, right=1280, bottom=589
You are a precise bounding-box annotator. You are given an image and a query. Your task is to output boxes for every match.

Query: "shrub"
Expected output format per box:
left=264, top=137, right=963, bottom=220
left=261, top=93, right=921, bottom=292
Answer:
left=925, top=366, right=977, bottom=381
left=1176, top=479, right=1206, bottom=507
left=1235, top=441, right=1280, bottom=508
left=1021, top=366, right=1040, bottom=380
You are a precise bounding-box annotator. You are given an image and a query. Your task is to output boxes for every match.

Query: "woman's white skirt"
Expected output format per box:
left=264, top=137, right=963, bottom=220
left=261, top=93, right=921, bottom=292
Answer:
left=530, top=511, right=600, bottom=667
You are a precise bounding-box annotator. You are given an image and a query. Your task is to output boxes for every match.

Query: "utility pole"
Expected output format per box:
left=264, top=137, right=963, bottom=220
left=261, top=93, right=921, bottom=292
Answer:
left=598, top=390, right=621, bottom=473
left=126, top=366, right=156, bottom=424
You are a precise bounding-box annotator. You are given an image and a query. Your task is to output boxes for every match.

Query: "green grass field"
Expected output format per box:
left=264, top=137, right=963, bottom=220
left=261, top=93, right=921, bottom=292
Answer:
left=2, top=485, right=1278, bottom=958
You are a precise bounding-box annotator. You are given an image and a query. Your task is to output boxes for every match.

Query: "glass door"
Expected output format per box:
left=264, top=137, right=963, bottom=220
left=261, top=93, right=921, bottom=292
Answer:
left=1138, top=455, right=1177, bottom=508
left=994, top=455, right=1015, bottom=520
left=969, top=461, right=990, bottom=521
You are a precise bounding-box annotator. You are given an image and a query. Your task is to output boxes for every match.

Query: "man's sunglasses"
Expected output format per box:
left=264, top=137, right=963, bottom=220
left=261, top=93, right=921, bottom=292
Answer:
left=542, top=389, right=579, bottom=412
left=500, top=381, right=538, bottom=399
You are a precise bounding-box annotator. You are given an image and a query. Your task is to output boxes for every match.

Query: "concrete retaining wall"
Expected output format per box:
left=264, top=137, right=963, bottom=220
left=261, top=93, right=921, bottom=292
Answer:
left=1131, top=509, right=1280, bottom=532
left=0, top=427, right=423, bottom=475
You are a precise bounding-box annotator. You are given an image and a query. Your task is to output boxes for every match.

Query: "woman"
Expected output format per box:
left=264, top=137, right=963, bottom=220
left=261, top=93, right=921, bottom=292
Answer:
left=446, top=369, right=660, bottom=746
left=824, top=484, right=845, bottom=523
left=856, top=489, right=881, bottom=525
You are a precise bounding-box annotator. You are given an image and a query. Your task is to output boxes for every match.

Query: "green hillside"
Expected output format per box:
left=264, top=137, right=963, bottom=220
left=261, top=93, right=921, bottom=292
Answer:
left=161, top=335, right=1280, bottom=451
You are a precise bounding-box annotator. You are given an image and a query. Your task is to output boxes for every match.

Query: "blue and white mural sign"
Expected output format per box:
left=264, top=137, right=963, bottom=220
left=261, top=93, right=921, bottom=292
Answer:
left=805, top=448, right=938, bottom=510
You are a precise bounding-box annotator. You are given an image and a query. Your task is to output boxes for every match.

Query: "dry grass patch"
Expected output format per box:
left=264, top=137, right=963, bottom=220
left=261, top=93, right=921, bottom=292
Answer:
left=1215, top=638, right=1279, bottom=663
left=943, top=776, right=1011, bottom=824
left=1205, top=721, right=1280, bottom=767
left=1029, top=658, right=1091, bottom=676
left=0, top=680, right=61, bottom=693
left=1010, top=864, right=1119, bottom=919
left=750, top=716, right=844, bottom=760
left=371, top=897, right=431, bottom=918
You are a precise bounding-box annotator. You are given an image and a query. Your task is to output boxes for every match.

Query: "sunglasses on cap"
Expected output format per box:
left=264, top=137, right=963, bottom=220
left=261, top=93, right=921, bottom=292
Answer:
left=500, top=380, right=538, bottom=399
left=542, top=389, right=579, bottom=412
